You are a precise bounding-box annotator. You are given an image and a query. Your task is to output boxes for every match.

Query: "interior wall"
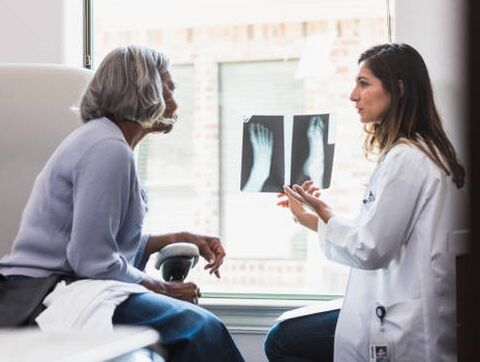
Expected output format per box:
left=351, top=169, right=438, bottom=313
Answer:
left=0, top=0, right=65, bottom=63
left=232, top=332, right=268, bottom=362
left=395, top=0, right=466, bottom=159
left=395, top=0, right=468, bottom=227
left=465, top=0, right=480, bottom=357
left=0, top=0, right=82, bottom=66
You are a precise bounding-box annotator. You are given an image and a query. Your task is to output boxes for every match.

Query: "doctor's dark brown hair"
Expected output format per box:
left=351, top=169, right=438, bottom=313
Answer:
left=359, top=43, right=465, bottom=188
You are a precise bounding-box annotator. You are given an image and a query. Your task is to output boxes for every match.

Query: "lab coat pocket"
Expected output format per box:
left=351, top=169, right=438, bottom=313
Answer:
left=369, top=299, right=426, bottom=362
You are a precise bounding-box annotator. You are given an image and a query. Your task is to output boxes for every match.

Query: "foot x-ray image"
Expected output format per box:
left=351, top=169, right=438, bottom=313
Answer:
left=240, top=113, right=334, bottom=192
left=290, top=114, right=334, bottom=189
left=240, top=116, right=284, bottom=192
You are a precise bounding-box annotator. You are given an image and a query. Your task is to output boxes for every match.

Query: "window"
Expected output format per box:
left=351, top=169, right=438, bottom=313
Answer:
left=91, top=0, right=393, bottom=298
left=135, top=64, right=198, bottom=232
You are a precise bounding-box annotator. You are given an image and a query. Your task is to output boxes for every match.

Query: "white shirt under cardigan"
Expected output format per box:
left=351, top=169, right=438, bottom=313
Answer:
left=0, top=117, right=149, bottom=283
left=319, top=143, right=461, bottom=362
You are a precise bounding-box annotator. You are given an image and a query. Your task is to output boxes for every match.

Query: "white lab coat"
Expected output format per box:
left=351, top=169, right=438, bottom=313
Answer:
left=320, top=143, right=461, bottom=362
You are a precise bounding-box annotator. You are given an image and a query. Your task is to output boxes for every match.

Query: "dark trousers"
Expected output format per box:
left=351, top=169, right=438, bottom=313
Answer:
left=264, top=309, right=340, bottom=362
left=113, top=292, right=245, bottom=362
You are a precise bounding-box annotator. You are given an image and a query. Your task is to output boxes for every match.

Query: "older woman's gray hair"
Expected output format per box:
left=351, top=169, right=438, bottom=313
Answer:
left=80, top=45, right=171, bottom=128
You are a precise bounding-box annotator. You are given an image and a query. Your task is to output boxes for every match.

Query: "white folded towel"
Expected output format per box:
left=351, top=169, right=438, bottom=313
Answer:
left=36, top=279, right=150, bottom=332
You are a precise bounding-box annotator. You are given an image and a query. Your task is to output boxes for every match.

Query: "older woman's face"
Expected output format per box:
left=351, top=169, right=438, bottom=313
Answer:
left=149, top=71, right=178, bottom=134
left=162, top=71, right=178, bottom=119
left=349, top=62, right=391, bottom=124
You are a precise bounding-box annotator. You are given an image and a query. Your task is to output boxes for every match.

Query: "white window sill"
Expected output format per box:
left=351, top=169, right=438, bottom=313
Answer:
left=199, top=296, right=340, bottom=333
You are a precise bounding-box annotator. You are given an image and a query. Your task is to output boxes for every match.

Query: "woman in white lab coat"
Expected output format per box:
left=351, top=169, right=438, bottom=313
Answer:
left=264, top=43, right=465, bottom=362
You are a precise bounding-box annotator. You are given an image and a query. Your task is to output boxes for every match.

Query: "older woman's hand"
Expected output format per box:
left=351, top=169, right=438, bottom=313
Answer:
left=141, top=274, right=201, bottom=304
left=180, top=232, right=225, bottom=279
left=146, top=233, right=226, bottom=278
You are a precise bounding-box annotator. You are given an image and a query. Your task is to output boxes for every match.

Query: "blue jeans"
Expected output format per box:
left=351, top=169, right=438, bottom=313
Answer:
left=264, top=309, right=340, bottom=362
left=112, top=292, right=244, bottom=362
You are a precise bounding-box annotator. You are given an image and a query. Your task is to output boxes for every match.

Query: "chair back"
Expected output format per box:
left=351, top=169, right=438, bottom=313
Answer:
left=0, top=64, right=93, bottom=256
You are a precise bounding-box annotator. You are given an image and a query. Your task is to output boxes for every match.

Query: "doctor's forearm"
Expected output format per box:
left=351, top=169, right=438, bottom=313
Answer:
left=317, top=207, right=334, bottom=224
left=298, top=213, right=319, bottom=232
left=318, top=210, right=335, bottom=224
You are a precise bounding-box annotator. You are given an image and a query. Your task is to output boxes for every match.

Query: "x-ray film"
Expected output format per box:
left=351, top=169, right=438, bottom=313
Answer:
left=290, top=114, right=334, bottom=189
left=240, top=113, right=334, bottom=192
left=240, top=115, right=284, bottom=192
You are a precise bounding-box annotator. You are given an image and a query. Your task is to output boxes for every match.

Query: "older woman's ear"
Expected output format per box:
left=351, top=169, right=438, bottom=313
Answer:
left=399, top=79, right=404, bottom=97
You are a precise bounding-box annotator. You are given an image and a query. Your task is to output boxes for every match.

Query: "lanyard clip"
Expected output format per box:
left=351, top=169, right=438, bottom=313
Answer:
left=362, top=190, right=375, bottom=204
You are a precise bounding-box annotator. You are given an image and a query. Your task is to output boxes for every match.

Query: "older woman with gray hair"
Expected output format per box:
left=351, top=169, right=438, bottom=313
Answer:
left=0, top=45, right=244, bottom=362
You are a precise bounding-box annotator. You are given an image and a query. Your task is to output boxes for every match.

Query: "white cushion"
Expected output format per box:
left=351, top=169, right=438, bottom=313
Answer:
left=156, top=243, right=200, bottom=268
left=0, top=64, right=93, bottom=256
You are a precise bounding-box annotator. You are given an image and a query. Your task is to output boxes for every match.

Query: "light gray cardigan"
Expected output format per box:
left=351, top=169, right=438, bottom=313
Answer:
left=0, top=118, right=149, bottom=283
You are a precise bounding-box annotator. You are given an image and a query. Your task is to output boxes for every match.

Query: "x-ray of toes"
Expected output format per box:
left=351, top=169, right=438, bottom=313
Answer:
left=240, top=115, right=285, bottom=192
left=290, top=114, right=334, bottom=189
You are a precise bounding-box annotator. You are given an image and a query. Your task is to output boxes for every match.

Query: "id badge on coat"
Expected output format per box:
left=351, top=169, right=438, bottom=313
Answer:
left=369, top=305, right=394, bottom=362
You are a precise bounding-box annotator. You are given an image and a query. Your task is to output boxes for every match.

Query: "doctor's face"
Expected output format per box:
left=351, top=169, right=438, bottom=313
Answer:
left=349, top=62, right=391, bottom=124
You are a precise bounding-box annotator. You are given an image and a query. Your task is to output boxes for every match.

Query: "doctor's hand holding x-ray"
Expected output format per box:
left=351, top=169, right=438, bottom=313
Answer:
left=276, top=179, right=330, bottom=230
left=280, top=179, right=332, bottom=229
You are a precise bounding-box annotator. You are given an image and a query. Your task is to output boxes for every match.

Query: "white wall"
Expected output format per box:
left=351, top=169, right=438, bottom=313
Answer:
left=0, top=0, right=82, bottom=65
left=396, top=0, right=466, bottom=159
left=395, top=0, right=469, bottom=227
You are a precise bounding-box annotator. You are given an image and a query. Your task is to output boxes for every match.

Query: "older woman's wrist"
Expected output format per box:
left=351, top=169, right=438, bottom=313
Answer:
left=140, top=273, right=166, bottom=293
